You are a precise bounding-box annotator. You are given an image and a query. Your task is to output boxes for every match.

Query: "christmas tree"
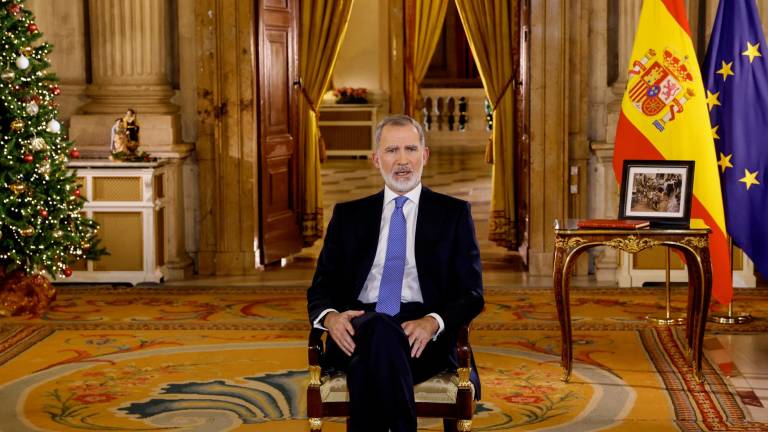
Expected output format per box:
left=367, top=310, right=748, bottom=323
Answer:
left=0, top=0, right=104, bottom=302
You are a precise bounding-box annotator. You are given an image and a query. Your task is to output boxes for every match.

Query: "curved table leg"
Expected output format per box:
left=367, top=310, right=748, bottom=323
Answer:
left=552, top=245, right=569, bottom=381
left=554, top=244, right=583, bottom=382
left=683, top=249, right=701, bottom=361
left=693, top=246, right=713, bottom=382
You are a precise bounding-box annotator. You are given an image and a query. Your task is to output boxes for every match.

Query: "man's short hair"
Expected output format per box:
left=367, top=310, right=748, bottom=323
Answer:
left=374, top=114, right=425, bottom=149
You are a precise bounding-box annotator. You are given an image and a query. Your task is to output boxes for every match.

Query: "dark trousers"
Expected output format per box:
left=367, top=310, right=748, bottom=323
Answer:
left=324, top=302, right=455, bottom=432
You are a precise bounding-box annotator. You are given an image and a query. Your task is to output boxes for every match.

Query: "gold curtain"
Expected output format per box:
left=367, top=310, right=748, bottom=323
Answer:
left=298, top=0, right=355, bottom=245
left=454, top=0, right=518, bottom=249
left=404, top=0, right=449, bottom=116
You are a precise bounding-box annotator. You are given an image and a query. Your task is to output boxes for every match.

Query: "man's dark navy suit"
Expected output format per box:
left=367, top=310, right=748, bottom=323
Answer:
left=307, top=186, right=484, bottom=431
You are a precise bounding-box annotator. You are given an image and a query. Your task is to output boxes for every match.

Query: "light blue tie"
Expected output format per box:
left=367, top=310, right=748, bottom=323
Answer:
left=376, top=196, right=408, bottom=316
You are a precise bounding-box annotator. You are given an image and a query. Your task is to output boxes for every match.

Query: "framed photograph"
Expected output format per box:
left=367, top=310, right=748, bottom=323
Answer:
left=618, top=160, right=695, bottom=227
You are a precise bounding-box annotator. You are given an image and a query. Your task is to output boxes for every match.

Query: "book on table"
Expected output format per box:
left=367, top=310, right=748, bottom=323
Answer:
left=576, top=219, right=650, bottom=229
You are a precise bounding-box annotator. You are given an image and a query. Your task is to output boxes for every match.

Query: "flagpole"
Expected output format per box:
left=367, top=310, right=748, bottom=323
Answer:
left=647, top=246, right=686, bottom=326
left=708, top=237, right=753, bottom=324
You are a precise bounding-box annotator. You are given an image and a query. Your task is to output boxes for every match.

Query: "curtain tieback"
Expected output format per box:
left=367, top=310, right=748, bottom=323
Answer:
left=490, top=74, right=516, bottom=112
left=485, top=74, right=517, bottom=165
left=296, top=77, right=327, bottom=162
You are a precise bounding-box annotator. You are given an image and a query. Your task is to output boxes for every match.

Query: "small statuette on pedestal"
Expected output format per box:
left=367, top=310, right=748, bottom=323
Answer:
left=110, top=109, right=156, bottom=162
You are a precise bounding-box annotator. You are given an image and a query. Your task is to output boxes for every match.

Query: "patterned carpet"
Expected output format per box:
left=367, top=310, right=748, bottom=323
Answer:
left=0, top=286, right=767, bottom=431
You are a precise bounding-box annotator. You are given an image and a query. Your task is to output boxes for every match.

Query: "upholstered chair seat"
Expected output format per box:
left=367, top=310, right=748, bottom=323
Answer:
left=306, top=325, right=476, bottom=432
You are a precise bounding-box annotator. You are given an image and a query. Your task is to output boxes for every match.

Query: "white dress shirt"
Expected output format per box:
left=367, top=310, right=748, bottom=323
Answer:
left=359, top=184, right=422, bottom=303
left=314, top=183, right=445, bottom=338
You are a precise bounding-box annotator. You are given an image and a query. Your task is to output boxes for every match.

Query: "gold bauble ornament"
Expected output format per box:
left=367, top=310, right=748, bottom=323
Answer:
left=11, top=119, right=24, bottom=132
left=38, top=160, right=51, bottom=176
left=81, top=241, right=91, bottom=251
left=1, top=68, right=14, bottom=82
left=22, top=46, right=33, bottom=56
left=20, top=226, right=34, bottom=237
left=9, top=183, right=26, bottom=195
left=52, top=229, right=63, bottom=238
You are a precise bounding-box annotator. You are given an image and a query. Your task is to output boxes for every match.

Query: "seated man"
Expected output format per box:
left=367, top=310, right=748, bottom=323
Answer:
left=307, top=114, right=484, bottom=432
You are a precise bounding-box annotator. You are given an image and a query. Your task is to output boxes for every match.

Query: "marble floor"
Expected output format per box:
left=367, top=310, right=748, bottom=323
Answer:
left=257, top=141, right=768, bottom=424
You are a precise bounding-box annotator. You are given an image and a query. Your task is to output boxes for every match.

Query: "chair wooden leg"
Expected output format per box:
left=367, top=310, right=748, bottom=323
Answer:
left=443, top=418, right=459, bottom=432
left=309, top=417, right=322, bottom=431
left=346, top=417, right=352, bottom=431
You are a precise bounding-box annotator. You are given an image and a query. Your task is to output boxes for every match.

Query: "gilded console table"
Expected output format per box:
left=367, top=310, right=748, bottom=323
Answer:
left=553, top=223, right=712, bottom=382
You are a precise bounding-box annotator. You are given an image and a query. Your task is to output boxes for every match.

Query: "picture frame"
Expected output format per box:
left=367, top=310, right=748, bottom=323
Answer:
left=618, top=160, right=695, bottom=227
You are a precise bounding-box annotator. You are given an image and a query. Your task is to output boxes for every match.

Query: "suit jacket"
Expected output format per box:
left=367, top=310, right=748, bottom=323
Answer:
left=307, top=186, right=484, bottom=393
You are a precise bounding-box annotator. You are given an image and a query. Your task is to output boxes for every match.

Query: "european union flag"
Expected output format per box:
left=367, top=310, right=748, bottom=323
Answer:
left=703, top=0, right=768, bottom=278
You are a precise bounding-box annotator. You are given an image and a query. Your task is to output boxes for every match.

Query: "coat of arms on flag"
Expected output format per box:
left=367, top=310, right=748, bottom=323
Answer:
left=627, top=48, right=695, bottom=132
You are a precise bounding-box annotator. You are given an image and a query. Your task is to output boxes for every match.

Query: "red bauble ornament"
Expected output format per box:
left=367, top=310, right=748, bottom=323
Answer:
left=23, top=153, right=33, bottom=163
left=63, top=267, right=73, bottom=277
left=32, top=95, right=41, bottom=103
left=69, top=148, right=80, bottom=159
left=50, top=85, right=61, bottom=96
left=39, top=208, right=48, bottom=218
left=27, top=23, right=38, bottom=33
left=73, top=188, right=81, bottom=198
left=7, top=4, right=21, bottom=15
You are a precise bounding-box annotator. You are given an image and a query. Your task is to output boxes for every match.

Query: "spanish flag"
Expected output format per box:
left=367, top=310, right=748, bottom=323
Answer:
left=614, top=0, right=732, bottom=304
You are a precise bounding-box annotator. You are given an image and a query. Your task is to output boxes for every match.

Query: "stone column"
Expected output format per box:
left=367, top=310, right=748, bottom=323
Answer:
left=589, top=143, right=626, bottom=283
left=69, top=0, right=190, bottom=156
left=587, top=0, right=641, bottom=282
left=81, top=0, right=175, bottom=114
left=527, top=0, right=569, bottom=275
left=158, top=159, right=195, bottom=280
left=614, top=0, right=642, bottom=89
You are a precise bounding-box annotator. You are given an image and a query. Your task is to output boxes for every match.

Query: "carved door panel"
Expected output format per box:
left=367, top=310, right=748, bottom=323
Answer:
left=256, top=0, right=303, bottom=264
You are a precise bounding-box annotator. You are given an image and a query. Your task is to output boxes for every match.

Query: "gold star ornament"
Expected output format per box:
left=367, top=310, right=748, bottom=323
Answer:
left=706, top=90, right=721, bottom=111
left=718, top=152, right=733, bottom=173
left=716, top=60, right=735, bottom=81
left=739, top=168, right=760, bottom=190
left=742, top=41, right=762, bottom=63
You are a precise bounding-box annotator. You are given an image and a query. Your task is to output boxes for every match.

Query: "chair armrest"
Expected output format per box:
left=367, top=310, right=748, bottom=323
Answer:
left=455, top=323, right=473, bottom=393
left=308, top=327, right=326, bottom=367
left=456, top=323, right=471, bottom=368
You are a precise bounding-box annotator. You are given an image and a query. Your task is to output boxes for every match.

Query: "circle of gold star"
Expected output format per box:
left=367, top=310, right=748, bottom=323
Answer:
left=706, top=90, right=721, bottom=111
left=718, top=152, right=732, bottom=173
left=742, top=41, right=762, bottom=64
left=717, top=60, right=735, bottom=81
left=739, top=168, right=760, bottom=190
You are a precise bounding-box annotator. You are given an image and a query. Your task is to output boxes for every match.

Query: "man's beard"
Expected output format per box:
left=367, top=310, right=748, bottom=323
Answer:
left=380, top=163, right=423, bottom=193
